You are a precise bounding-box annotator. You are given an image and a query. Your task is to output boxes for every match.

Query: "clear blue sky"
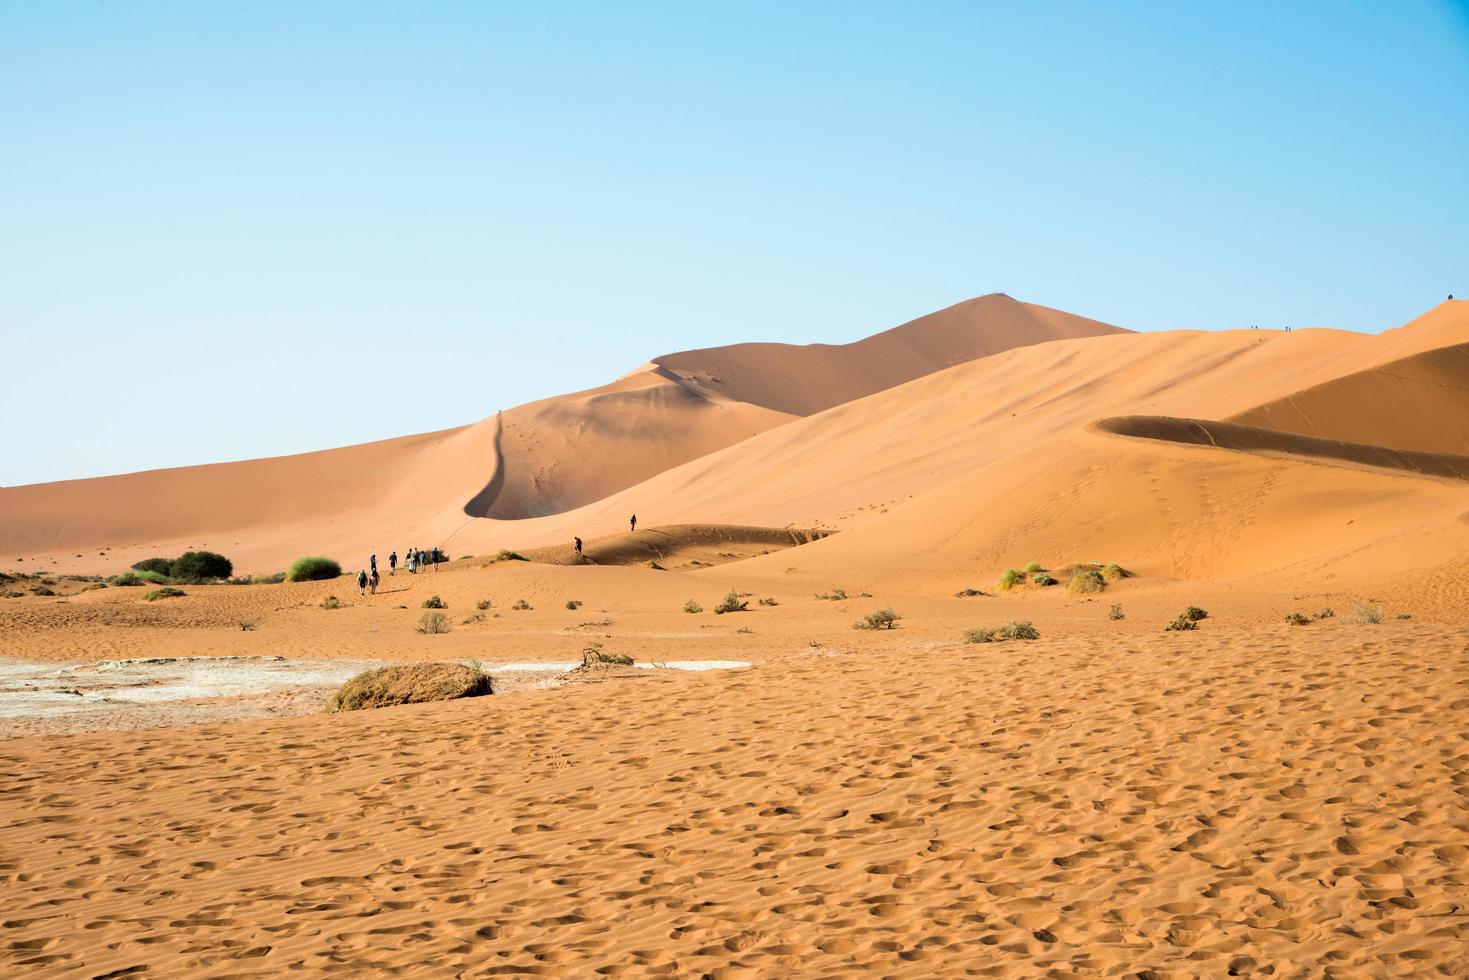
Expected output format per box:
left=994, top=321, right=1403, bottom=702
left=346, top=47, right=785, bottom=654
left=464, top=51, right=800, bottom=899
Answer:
left=3, top=1, right=1466, bottom=486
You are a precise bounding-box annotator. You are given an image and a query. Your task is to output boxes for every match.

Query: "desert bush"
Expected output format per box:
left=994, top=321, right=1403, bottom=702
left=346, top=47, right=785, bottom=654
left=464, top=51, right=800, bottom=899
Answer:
left=1284, top=612, right=1310, bottom=626
left=963, top=620, right=1038, bottom=643
left=144, top=587, right=186, bottom=601
left=321, top=595, right=342, bottom=610
left=512, top=599, right=532, bottom=610
left=1183, top=606, right=1209, bottom=622
left=1108, top=603, right=1125, bottom=621
left=758, top=597, right=778, bottom=606
left=131, top=557, right=173, bottom=576
left=683, top=599, right=703, bottom=614
left=170, top=550, right=233, bottom=581
left=714, top=592, right=748, bottom=614
left=418, top=611, right=451, bottom=634
left=579, top=641, right=633, bottom=668
left=1101, top=563, right=1131, bottom=581
left=1066, top=568, right=1106, bottom=595
left=1351, top=603, right=1382, bottom=625
left=1165, top=613, right=1198, bottom=632
left=1395, top=612, right=1412, bottom=620
left=327, top=662, right=491, bottom=712
left=239, top=619, right=258, bottom=631
left=493, top=549, right=527, bottom=562
left=815, top=587, right=847, bottom=601
left=1314, top=607, right=1335, bottom=619
left=287, top=556, right=341, bottom=582
left=954, top=587, right=988, bottom=598
left=997, top=569, right=1024, bottom=592
left=32, top=586, right=55, bottom=596
left=1032, top=573, right=1057, bottom=587
left=461, top=612, right=485, bottom=625
left=476, top=599, right=492, bottom=610
left=1023, top=562, right=1044, bottom=574
left=565, top=599, right=582, bottom=610
left=853, top=608, right=900, bottom=630
left=421, top=595, right=446, bottom=609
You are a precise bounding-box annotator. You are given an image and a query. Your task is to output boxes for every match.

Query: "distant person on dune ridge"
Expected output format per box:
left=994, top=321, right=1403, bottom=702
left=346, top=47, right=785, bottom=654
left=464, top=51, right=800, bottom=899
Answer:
left=630, top=514, right=637, bottom=533
left=369, top=569, right=379, bottom=595
left=574, top=536, right=582, bottom=557
left=406, top=551, right=416, bottom=574
left=370, top=553, right=377, bottom=579
left=357, top=569, right=368, bottom=596
left=388, top=551, right=397, bottom=576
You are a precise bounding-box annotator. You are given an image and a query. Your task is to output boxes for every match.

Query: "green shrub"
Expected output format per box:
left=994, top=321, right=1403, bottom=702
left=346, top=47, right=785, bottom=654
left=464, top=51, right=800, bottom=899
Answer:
left=758, top=597, right=778, bottom=606
left=1022, top=562, right=1044, bottom=574
left=1101, top=563, right=1131, bottom=581
left=143, top=587, right=186, bottom=601
left=170, top=550, right=233, bottom=581
left=108, top=572, right=145, bottom=587
left=997, top=569, right=1024, bottom=591
left=1284, top=612, right=1310, bottom=626
left=421, top=595, right=446, bottom=609
left=1351, top=603, right=1382, bottom=625
left=853, top=608, right=900, bottom=630
left=565, top=599, right=582, bottom=610
left=287, top=556, right=341, bottom=582
left=964, top=620, right=1038, bottom=643
left=1032, top=573, right=1057, bottom=587
left=815, top=587, right=847, bottom=601
left=1314, top=607, right=1334, bottom=619
left=1066, top=568, right=1106, bottom=594
left=131, top=557, right=173, bottom=577
left=32, top=586, right=55, bottom=596
left=1183, top=606, right=1208, bottom=622
left=321, top=595, right=342, bottom=610
left=1108, top=603, right=1125, bottom=621
left=1165, top=614, right=1197, bottom=632
left=512, top=599, right=532, bottom=610
left=418, top=611, right=451, bottom=634
left=714, top=592, right=748, bottom=614
left=684, top=599, right=703, bottom=614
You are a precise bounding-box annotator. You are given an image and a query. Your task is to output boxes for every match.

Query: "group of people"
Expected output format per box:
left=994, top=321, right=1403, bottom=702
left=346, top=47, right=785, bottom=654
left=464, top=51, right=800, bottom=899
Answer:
left=357, top=547, right=446, bottom=595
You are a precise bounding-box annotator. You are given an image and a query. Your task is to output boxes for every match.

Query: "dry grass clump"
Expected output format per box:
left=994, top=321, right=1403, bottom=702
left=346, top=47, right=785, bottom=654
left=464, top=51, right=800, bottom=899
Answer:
left=815, top=587, right=847, bottom=601
left=954, top=587, right=988, bottom=598
left=1066, top=568, right=1106, bottom=594
left=143, top=587, right=186, bottom=601
left=1022, top=562, right=1045, bottom=574
left=418, top=611, right=451, bottom=634
left=997, top=569, right=1024, bottom=592
left=461, top=612, right=484, bottom=625
left=1395, top=612, right=1412, bottom=620
left=327, top=662, right=491, bottom=712
left=493, top=549, right=527, bottom=562
left=714, top=592, right=749, bottom=614
left=476, top=599, right=493, bottom=610
left=511, top=599, right=532, bottom=610
left=578, top=641, right=633, bottom=669
left=1284, top=612, right=1310, bottom=626
left=964, top=620, right=1038, bottom=643
left=1314, top=607, right=1334, bottom=619
left=683, top=599, right=703, bottom=614
left=853, top=608, right=900, bottom=630
left=1351, top=603, right=1382, bottom=625
left=758, top=597, right=779, bottom=606
left=1108, top=603, right=1125, bottom=621
left=1101, top=563, right=1131, bottom=581
left=421, top=595, right=447, bottom=609
left=320, top=595, right=342, bottom=610
left=1165, top=614, right=1197, bottom=632
left=239, top=619, right=258, bottom=631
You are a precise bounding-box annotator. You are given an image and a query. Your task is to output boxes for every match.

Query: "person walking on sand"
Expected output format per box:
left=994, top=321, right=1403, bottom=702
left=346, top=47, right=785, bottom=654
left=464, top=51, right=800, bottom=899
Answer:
left=388, top=551, right=397, bottom=576
left=406, top=550, right=416, bottom=575
left=357, top=569, right=368, bottom=596
left=574, top=536, right=582, bottom=557
left=369, top=568, right=380, bottom=595
left=370, top=553, right=378, bottom=578
left=629, top=514, right=637, bottom=533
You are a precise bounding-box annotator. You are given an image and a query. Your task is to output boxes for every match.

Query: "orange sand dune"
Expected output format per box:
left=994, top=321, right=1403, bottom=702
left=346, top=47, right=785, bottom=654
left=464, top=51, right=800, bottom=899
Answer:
left=513, top=523, right=833, bottom=568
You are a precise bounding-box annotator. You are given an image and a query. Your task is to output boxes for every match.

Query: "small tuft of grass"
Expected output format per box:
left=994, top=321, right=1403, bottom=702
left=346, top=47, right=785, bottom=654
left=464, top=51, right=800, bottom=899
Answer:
left=815, top=587, right=847, bottom=601
left=683, top=599, right=703, bottom=614
left=476, top=599, right=492, bottom=610
left=565, top=599, right=582, bottom=610
left=1022, top=562, right=1045, bottom=574
left=853, top=608, right=900, bottom=630
left=461, top=612, right=485, bottom=625
left=321, top=595, right=342, bottom=610
left=1101, top=563, right=1131, bottom=581
left=580, top=641, right=632, bottom=668
left=1032, top=573, right=1057, bottom=587
left=1108, top=603, right=1125, bottom=621
left=1284, top=612, right=1310, bottom=626
left=1314, top=607, right=1334, bottom=619
left=997, top=569, right=1024, bottom=592
left=714, top=592, right=748, bottom=614
left=418, top=611, right=451, bottom=634
left=512, top=599, right=532, bottom=610
left=1395, top=612, right=1412, bottom=620
left=1164, top=613, right=1197, bottom=632
left=493, top=549, right=527, bottom=562
left=421, top=595, right=446, bottom=609
left=1183, top=606, right=1209, bottom=622
left=953, top=587, right=988, bottom=598
left=758, top=596, right=778, bottom=606
left=1350, top=603, right=1382, bottom=624
left=143, top=586, right=186, bottom=601
left=239, top=619, right=258, bottom=631
left=1066, top=568, right=1106, bottom=595
left=735, top=626, right=754, bottom=634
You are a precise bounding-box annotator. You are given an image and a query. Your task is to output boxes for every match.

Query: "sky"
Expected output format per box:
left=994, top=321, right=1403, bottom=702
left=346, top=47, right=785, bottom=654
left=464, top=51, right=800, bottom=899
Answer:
left=2, top=1, right=1466, bottom=486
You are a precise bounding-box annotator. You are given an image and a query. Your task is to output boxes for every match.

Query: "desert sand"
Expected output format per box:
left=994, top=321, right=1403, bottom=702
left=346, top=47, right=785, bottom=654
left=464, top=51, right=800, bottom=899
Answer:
left=2, top=295, right=1468, bottom=976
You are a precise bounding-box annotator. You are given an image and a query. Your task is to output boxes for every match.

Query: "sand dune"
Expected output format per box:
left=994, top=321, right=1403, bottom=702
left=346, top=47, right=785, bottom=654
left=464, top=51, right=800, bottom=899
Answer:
left=512, top=523, right=833, bottom=569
